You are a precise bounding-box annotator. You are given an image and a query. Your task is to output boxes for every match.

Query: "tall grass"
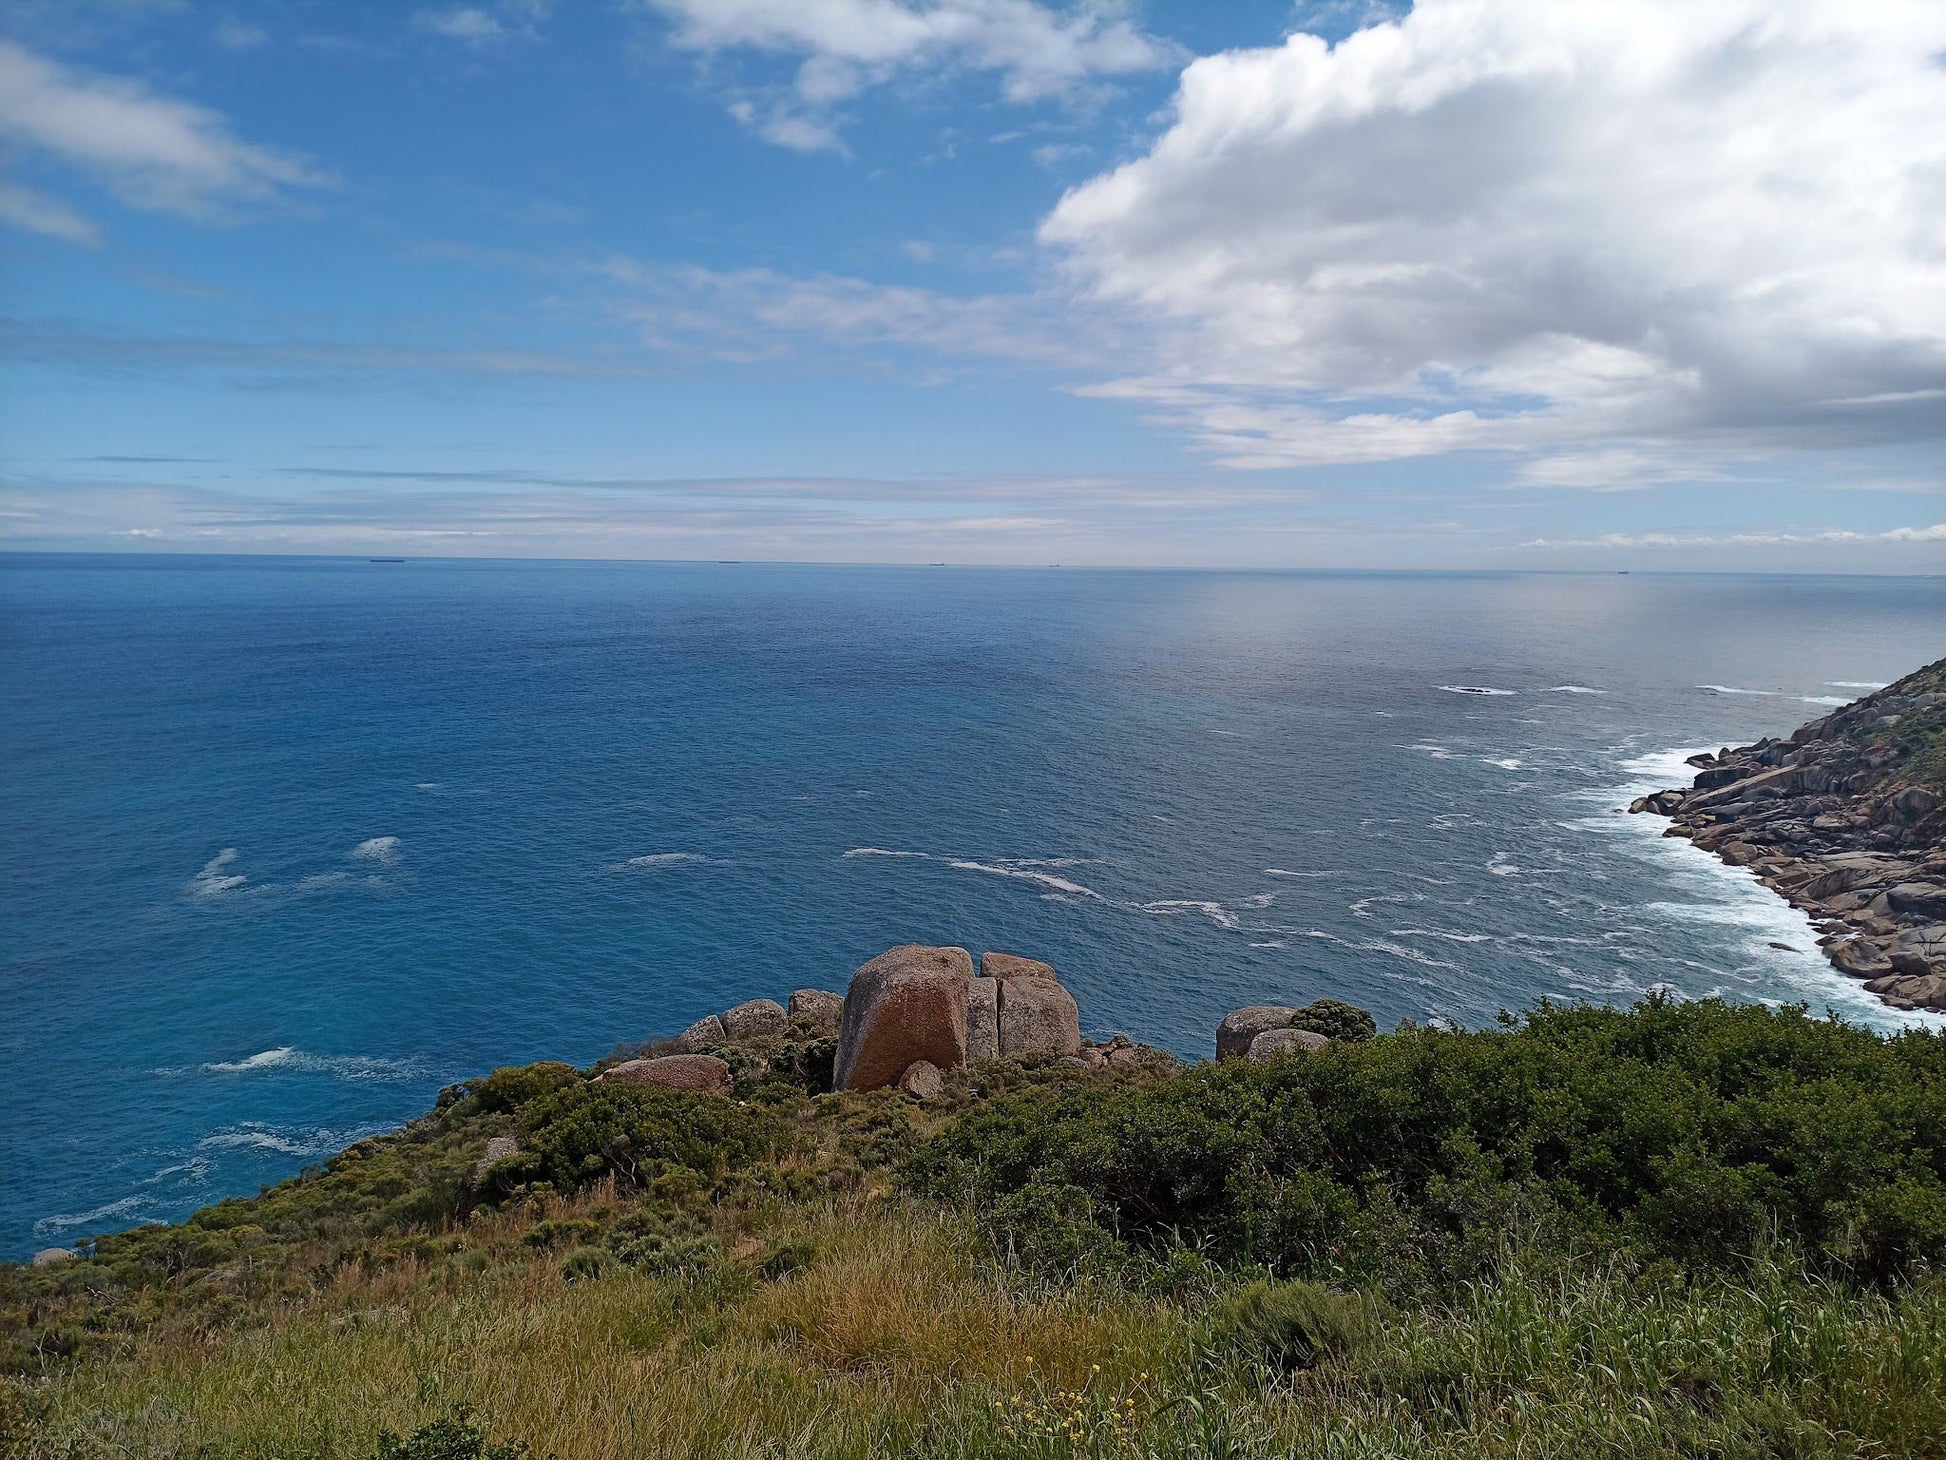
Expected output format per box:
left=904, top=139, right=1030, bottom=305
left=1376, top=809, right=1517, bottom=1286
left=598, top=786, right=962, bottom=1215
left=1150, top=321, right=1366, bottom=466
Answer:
left=17, top=1196, right=1944, bottom=1459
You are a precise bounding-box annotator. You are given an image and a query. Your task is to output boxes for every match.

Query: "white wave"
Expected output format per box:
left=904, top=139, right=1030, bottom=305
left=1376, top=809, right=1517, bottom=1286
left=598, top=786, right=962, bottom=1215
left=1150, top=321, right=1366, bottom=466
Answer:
left=613, top=852, right=722, bottom=871
left=414, top=782, right=443, bottom=789
left=34, top=1195, right=152, bottom=1235
left=1351, top=937, right=1461, bottom=971
left=203, top=1046, right=298, bottom=1073
left=198, top=1121, right=384, bottom=1158
left=1265, top=867, right=1345, bottom=879
left=1825, top=681, right=1885, bottom=690
left=1390, top=928, right=1493, bottom=943
left=1544, top=685, right=1608, bottom=694
left=1139, top=899, right=1241, bottom=930
left=946, top=860, right=1101, bottom=898
left=190, top=847, right=247, bottom=897
left=1349, top=894, right=1417, bottom=918
left=1407, top=742, right=1455, bottom=759
left=199, top=1047, right=426, bottom=1082
left=1483, top=757, right=1524, bottom=770
left=1438, top=685, right=1517, bottom=696
left=1248, top=940, right=1288, bottom=949
left=350, top=836, right=400, bottom=863
left=842, top=847, right=928, bottom=859
left=1697, top=684, right=1848, bottom=706
left=1487, top=851, right=1522, bottom=876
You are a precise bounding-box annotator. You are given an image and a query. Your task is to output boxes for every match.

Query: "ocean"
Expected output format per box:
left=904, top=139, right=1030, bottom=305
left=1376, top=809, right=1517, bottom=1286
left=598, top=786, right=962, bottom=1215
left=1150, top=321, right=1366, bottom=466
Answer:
left=2, top=554, right=1940, bottom=1259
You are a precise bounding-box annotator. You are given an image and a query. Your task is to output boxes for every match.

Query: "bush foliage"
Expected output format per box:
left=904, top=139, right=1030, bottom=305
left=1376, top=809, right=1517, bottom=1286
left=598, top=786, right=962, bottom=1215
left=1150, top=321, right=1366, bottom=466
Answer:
left=909, top=996, right=1946, bottom=1288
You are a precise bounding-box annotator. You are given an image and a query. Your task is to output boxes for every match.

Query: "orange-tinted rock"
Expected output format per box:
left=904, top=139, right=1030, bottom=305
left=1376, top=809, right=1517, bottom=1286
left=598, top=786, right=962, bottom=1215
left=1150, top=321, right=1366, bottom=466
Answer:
left=834, top=944, right=972, bottom=1091
left=600, top=1054, right=732, bottom=1095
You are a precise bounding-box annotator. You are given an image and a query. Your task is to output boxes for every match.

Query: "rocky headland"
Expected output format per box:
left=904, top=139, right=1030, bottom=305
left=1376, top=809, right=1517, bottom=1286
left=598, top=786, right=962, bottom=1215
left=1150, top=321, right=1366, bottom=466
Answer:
left=1630, top=658, right=1946, bottom=1011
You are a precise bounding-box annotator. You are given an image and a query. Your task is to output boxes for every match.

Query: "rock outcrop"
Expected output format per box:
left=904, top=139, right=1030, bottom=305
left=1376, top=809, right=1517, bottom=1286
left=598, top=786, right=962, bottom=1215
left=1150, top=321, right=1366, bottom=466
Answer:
left=601, top=1054, right=733, bottom=1095
left=1216, top=1005, right=1301, bottom=1060
left=981, top=952, right=1057, bottom=981
left=966, top=976, right=1000, bottom=1061
left=1247, top=1028, right=1329, bottom=1060
left=834, top=945, right=974, bottom=1091
left=31, top=1248, right=73, bottom=1267
left=669, top=1014, right=726, bottom=1054
left=1631, top=659, right=1946, bottom=1011
left=787, top=988, right=844, bottom=1036
left=721, top=998, right=788, bottom=1041
left=996, top=977, right=1082, bottom=1057
left=896, top=1059, right=945, bottom=1100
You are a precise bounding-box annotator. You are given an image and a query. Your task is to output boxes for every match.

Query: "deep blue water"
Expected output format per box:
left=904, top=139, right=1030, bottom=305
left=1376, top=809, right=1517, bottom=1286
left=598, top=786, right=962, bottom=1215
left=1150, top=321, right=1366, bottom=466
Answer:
left=2, top=555, right=1942, bottom=1258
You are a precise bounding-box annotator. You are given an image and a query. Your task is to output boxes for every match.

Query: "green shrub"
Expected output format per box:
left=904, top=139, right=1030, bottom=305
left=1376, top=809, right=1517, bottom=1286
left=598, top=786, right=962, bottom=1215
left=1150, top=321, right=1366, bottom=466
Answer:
left=1290, top=998, right=1378, bottom=1042
left=1204, top=1278, right=1380, bottom=1372
left=511, top=1081, right=786, bottom=1196
left=464, top=1062, right=580, bottom=1116
left=909, top=997, right=1946, bottom=1287
left=559, top=1247, right=608, bottom=1283
left=374, top=1407, right=535, bottom=1460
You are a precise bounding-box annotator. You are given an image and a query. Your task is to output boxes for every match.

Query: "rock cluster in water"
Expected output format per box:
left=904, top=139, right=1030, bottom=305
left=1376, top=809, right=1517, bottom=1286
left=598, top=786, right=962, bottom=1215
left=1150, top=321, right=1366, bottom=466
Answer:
left=1631, top=659, right=1946, bottom=1011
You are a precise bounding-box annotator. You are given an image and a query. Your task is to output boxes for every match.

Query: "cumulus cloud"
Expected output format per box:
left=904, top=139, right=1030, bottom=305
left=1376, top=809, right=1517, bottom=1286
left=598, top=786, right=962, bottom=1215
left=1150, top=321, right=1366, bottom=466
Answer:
left=414, top=2, right=549, bottom=46
left=0, top=40, right=326, bottom=234
left=645, top=0, right=1176, bottom=150
left=1041, top=0, right=1946, bottom=474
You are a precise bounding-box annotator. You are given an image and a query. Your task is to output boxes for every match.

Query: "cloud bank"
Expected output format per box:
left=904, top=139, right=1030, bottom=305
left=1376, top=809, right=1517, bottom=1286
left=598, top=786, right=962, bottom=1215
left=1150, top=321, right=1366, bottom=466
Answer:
left=1041, top=0, right=1946, bottom=481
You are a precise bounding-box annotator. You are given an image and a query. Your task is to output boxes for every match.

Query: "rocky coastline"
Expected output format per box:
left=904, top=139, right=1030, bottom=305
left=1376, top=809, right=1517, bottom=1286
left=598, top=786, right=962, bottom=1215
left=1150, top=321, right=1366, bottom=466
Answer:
left=1629, top=658, right=1946, bottom=1012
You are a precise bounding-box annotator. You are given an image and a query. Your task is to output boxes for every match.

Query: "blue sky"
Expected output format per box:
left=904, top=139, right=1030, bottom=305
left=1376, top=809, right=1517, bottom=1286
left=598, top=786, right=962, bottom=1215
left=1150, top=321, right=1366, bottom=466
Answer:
left=2, top=0, right=1941, bottom=568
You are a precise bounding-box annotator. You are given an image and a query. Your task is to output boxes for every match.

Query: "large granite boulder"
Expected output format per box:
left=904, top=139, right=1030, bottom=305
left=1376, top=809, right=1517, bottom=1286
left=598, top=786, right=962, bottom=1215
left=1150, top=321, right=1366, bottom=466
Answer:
left=601, top=1054, right=732, bottom=1095
left=1216, top=1005, right=1299, bottom=1061
left=966, top=976, right=1000, bottom=1061
left=1247, top=1028, right=1329, bottom=1060
left=1887, top=925, right=1946, bottom=977
left=31, top=1248, right=73, bottom=1268
left=1885, top=882, right=1946, bottom=921
left=834, top=945, right=974, bottom=1092
left=982, top=951, right=1057, bottom=981
left=668, top=1014, right=725, bottom=1054
left=787, top=988, right=844, bottom=1037
left=997, top=977, right=1082, bottom=1057
left=475, top=1134, right=520, bottom=1178
left=722, top=998, right=789, bottom=1041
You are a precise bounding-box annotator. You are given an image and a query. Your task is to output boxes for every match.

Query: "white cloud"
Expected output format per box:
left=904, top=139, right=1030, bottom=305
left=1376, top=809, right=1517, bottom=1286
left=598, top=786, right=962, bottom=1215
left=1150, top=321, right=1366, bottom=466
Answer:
left=1521, top=523, right=1946, bottom=550
left=0, top=40, right=326, bottom=233
left=645, top=0, right=1176, bottom=149
left=0, top=180, right=100, bottom=245
left=414, top=3, right=549, bottom=46
left=1042, top=0, right=1946, bottom=472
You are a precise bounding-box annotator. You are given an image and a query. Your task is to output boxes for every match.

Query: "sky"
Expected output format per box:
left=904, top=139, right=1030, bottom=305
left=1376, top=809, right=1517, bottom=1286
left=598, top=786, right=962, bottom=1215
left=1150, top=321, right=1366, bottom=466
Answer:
left=1, top=0, right=1942, bottom=570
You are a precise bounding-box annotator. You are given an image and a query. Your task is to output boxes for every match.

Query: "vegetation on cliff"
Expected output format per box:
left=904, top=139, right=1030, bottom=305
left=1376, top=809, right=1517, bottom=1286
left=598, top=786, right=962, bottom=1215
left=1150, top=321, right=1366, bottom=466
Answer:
left=6, top=998, right=1946, bottom=1459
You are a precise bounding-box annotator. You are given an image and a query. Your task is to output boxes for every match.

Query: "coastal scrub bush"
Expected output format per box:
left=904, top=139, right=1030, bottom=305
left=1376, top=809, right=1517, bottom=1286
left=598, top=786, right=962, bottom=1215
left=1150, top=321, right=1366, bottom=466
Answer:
left=909, top=996, right=1946, bottom=1287
left=374, top=1407, right=536, bottom=1460
left=510, top=1081, right=786, bottom=1197
left=464, top=1062, right=580, bottom=1116
left=1203, top=1278, right=1380, bottom=1372
left=1288, top=997, right=1378, bottom=1042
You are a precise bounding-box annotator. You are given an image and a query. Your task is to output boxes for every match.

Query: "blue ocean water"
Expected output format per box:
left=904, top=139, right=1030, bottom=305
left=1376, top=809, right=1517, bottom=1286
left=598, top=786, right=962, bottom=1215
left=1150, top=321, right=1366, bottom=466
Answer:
left=2, top=554, right=1941, bottom=1258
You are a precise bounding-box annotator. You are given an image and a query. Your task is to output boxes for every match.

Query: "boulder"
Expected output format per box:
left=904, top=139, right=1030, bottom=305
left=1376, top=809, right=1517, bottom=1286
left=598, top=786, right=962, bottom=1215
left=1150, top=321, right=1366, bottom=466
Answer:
left=1247, top=1028, right=1330, bottom=1060
left=997, top=977, right=1082, bottom=1057
left=966, top=976, right=999, bottom=1061
left=896, top=1060, right=945, bottom=1100
left=834, top=944, right=974, bottom=1092
left=1065, top=1046, right=1107, bottom=1071
left=1887, top=925, right=1946, bottom=977
left=1885, top=882, right=1946, bottom=921
left=981, top=951, right=1058, bottom=981
left=668, top=1014, right=726, bottom=1054
left=1828, top=936, right=1893, bottom=977
left=475, top=1134, right=520, bottom=1178
left=1216, top=1005, right=1298, bottom=1061
left=31, top=1248, right=73, bottom=1268
left=601, top=1054, right=732, bottom=1096
left=721, top=998, right=789, bottom=1041
left=787, top=988, right=844, bottom=1037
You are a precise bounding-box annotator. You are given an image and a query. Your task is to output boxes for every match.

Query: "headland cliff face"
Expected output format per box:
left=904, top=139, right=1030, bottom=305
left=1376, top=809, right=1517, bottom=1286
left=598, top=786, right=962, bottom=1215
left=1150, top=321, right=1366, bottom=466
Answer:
left=1632, top=659, right=1946, bottom=1011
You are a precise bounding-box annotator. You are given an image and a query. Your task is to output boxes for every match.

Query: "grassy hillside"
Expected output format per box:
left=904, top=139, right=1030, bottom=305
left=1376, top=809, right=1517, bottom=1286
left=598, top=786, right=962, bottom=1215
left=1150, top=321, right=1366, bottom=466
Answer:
left=7, top=998, right=1946, bottom=1459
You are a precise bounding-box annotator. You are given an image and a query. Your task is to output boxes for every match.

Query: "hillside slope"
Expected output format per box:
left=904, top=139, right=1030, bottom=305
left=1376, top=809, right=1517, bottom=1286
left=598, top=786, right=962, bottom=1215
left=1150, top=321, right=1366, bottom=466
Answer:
left=1635, top=658, right=1946, bottom=1011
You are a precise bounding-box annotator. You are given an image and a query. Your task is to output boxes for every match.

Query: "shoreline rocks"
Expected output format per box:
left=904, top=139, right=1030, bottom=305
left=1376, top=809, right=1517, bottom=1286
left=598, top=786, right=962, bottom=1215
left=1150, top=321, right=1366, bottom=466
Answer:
left=1630, top=659, right=1946, bottom=1012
